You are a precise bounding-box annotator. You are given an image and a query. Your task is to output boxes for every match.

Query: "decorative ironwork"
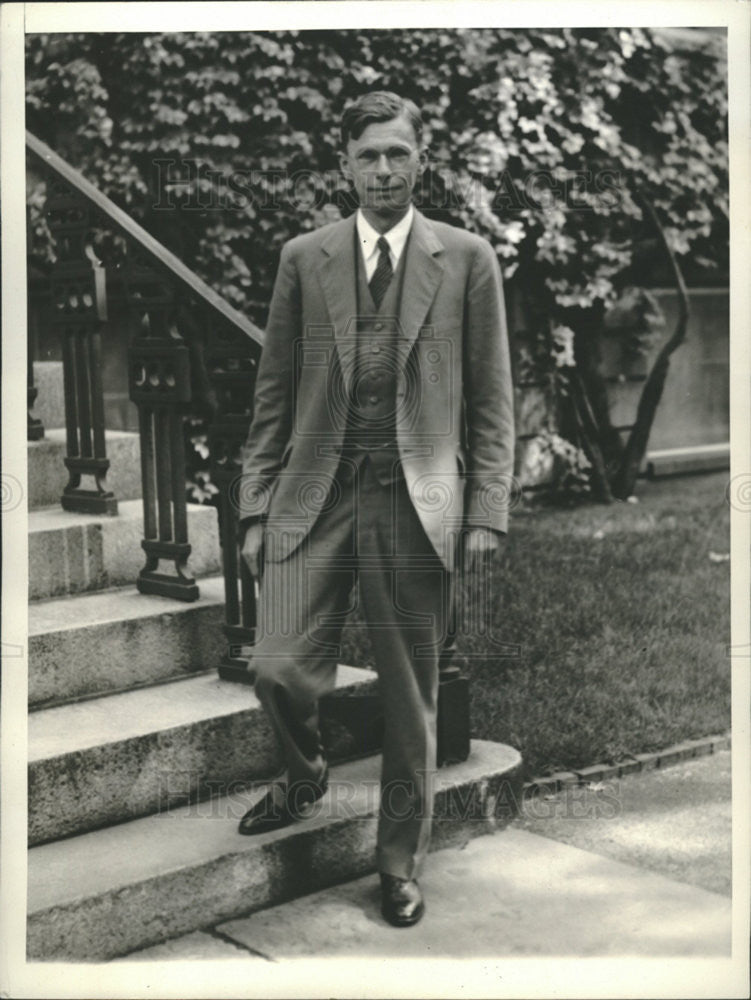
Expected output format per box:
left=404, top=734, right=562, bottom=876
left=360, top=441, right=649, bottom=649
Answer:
left=437, top=665, right=470, bottom=766
left=436, top=578, right=470, bottom=765
left=28, top=278, right=45, bottom=440
left=125, top=258, right=198, bottom=601
left=205, top=314, right=260, bottom=677
left=28, top=132, right=263, bottom=618
left=28, top=374, right=44, bottom=441
left=45, top=177, right=116, bottom=514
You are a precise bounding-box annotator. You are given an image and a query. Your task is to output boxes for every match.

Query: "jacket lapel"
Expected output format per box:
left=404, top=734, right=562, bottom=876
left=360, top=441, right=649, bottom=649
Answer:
left=398, top=210, right=445, bottom=354
left=318, top=215, right=359, bottom=395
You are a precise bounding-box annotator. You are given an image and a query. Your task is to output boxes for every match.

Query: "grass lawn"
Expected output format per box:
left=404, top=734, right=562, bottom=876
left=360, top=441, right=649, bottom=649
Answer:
left=340, top=471, right=731, bottom=778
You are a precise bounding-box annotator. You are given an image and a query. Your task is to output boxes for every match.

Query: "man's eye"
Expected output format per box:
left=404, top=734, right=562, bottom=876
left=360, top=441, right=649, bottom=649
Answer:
left=354, top=149, right=412, bottom=167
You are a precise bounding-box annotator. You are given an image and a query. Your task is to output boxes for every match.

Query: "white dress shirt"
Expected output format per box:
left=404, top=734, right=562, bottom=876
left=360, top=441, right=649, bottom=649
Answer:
left=356, top=204, right=414, bottom=281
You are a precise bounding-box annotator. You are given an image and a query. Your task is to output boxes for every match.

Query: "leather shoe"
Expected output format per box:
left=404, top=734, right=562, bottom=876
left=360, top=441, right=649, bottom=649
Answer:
left=238, top=768, right=328, bottom=835
left=380, top=873, right=425, bottom=927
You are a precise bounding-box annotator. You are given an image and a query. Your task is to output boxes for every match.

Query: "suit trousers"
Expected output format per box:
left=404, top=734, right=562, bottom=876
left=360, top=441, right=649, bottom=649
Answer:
left=251, top=452, right=451, bottom=879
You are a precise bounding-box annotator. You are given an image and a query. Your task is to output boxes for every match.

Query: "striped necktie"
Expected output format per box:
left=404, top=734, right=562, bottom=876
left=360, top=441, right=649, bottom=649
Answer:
left=369, top=236, right=393, bottom=309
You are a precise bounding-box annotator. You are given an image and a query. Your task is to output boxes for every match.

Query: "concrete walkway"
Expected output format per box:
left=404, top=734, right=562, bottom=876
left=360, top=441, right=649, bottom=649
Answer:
left=517, top=748, right=732, bottom=897
left=120, top=751, right=731, bottom=962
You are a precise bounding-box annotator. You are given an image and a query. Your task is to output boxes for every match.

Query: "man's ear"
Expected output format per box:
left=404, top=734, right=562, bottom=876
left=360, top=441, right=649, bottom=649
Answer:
left=416, top=147, right=428, bottom=176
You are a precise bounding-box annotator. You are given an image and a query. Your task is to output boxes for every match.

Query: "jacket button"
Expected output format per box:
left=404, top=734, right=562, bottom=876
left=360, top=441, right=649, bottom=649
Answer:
left=369, top=395, right=379, bottom=404
left=371, top=344, right=381, bottom=353
left=374, top=322, right=383, bottom=331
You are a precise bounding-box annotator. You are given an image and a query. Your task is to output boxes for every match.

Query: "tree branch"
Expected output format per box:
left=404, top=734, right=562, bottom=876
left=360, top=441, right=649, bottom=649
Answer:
left=611, top=192, right=690, bottom=499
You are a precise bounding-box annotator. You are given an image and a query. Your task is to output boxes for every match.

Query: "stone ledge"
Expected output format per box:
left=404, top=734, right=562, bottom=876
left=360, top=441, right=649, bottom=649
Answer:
left=28, top=665, right=376, bottom=845
left=27, top=739, right=522, bottom=961
left=646, top=443, right=730, bottom=478
left=29, top=576, right=227, bottom=708
left=28, top=428, right=143, bottom=509
left=29, top=500, right=221, bottom=600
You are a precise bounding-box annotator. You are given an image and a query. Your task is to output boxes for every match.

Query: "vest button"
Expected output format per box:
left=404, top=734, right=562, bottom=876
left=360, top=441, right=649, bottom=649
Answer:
left=371, top=344, right=381, bottom=353
left=368, top=395, right=379, bottom=404
left=374, top=322, right=383, bottom=331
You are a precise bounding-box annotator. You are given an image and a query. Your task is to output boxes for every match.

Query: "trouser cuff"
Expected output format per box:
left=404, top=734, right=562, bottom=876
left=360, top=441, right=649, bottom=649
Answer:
left=376, top=850, right=424, bottom=882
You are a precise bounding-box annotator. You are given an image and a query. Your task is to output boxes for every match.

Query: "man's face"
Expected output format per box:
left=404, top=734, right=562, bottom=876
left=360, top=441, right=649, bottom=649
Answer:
left=340, top=114, right=425, bottom=225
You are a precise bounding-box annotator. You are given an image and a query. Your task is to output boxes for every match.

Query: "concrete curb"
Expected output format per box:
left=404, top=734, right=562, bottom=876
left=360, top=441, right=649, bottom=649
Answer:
left=523, top=733, right=731, bottom=797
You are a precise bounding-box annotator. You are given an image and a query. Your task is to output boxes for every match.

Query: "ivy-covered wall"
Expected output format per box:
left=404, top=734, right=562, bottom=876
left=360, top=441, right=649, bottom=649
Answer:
left=26, top=28, right=728, bottom=496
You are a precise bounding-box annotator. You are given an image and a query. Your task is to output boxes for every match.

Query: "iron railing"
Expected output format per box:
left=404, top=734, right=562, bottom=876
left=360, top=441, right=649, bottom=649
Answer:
left=26, top=131, right=263, bottom=667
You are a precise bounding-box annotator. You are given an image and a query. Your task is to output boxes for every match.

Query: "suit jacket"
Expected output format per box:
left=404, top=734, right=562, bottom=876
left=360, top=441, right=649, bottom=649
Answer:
left=239, top=208, right=515, bottom=572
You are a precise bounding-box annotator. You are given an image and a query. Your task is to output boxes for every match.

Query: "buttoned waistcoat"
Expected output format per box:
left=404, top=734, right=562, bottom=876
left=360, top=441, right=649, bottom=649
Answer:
left=239, top=209, right=515, bottom=572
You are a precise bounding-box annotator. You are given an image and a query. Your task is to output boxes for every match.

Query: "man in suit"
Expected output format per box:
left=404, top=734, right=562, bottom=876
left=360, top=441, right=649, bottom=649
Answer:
left=235, top=91, right=514, bottom=927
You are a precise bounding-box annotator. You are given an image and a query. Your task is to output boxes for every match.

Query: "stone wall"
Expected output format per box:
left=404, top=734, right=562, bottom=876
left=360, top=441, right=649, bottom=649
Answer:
left=512, top=287, right=729, bottom=487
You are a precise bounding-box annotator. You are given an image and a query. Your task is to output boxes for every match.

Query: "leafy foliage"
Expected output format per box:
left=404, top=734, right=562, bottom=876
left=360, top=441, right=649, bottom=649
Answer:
left=26, top=28, right=728, bottom=493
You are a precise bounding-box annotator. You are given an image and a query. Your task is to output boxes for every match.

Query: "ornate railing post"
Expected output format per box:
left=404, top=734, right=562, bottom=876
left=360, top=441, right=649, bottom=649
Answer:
left=437, top=643, right=470, bottom=767
left=124, top=259, right=198, bottom=601
left=45, top=177, right=116, bottom=513
left=28, top=278, right=45, bottom=440
left=28, top=364, right=44, bottom=441
left=205, top=318, right=259, bottom=681
left=435, top=556, right=472, bottom=766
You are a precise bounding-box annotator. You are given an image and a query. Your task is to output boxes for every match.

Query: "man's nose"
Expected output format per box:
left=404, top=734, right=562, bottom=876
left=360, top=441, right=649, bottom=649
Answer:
left=374, top=153, right=391, bottom=175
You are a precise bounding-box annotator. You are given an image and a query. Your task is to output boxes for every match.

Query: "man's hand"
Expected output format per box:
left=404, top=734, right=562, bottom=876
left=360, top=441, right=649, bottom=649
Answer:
left=241, top=522, right=265, bottom=579
left=463, top=527, right=507, bottom=572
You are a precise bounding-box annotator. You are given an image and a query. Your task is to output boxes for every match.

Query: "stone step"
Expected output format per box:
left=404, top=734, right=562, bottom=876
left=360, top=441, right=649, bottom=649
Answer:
left=29, top=576, right=227, bottom=709
left=27, top=740, right=522, bottom=961
left=28, top=665, right=376, bottom=846
left=120, top=825, right=730, bottom=966
left=28, top=427, right=143, bottom=510
left=29, top=499, right=221, bottom=601
left=31, top=361, right=65, bottom=431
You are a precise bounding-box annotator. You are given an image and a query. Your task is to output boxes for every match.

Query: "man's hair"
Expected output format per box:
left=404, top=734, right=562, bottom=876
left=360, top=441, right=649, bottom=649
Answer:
left=340, top=91, right=423, bottom=147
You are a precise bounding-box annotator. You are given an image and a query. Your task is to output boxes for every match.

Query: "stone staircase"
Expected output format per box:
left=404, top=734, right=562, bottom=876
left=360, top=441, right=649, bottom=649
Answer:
left=27, top=361, right=522, bottom=962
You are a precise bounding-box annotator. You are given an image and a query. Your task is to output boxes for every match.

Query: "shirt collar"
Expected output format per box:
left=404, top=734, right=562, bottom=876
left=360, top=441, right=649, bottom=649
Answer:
left=356, top=204, right=414, bottom=263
